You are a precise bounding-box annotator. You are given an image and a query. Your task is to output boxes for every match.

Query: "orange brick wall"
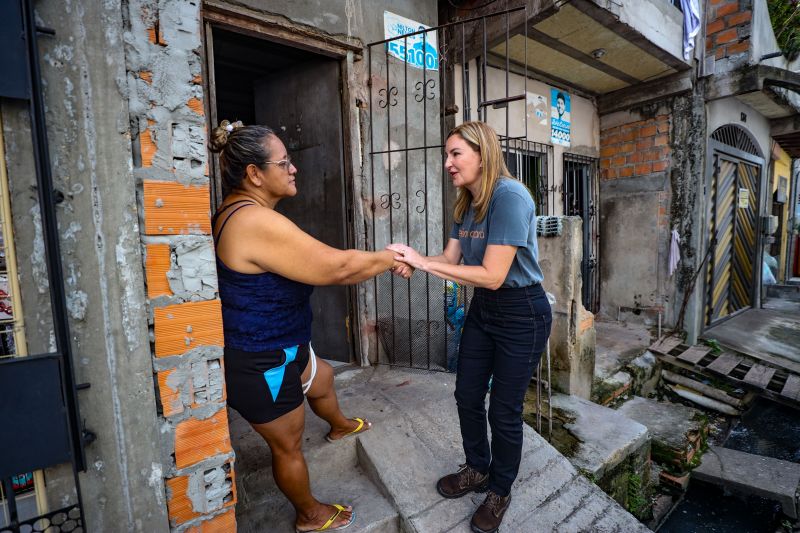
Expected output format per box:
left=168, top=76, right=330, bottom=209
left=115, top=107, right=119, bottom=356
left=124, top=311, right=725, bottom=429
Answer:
left=706, top=0, right=752, bottom=61
left=126, top=0, right=236, bottom=530
left=600, top=115, right=671, bottom=181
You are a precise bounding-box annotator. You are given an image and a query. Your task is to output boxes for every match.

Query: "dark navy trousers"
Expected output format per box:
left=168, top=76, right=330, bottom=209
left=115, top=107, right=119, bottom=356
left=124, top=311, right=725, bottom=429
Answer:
left=455, top=284, right=552, bottom=496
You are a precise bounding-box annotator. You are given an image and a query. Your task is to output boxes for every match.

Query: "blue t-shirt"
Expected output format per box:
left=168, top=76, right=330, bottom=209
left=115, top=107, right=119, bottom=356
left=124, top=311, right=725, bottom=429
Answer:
left=450, top=178, right=544, bottom=288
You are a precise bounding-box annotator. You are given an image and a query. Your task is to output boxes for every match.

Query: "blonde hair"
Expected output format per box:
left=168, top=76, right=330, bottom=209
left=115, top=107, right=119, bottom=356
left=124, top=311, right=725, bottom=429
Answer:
left=450, top=121, right=515, bottom=224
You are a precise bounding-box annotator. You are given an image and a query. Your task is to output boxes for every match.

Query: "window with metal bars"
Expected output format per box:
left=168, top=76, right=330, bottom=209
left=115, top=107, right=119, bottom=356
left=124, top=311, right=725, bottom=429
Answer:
left=502, top=138, right=553, bottom=217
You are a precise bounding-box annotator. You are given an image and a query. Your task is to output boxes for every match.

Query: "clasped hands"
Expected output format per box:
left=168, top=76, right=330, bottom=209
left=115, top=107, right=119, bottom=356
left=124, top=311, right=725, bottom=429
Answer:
left=387, top=243, right=426, bottom=279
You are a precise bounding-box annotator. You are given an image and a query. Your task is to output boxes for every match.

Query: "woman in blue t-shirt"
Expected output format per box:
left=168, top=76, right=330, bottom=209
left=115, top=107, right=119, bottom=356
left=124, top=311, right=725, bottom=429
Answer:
left=389, top=121, right=552, bottom=533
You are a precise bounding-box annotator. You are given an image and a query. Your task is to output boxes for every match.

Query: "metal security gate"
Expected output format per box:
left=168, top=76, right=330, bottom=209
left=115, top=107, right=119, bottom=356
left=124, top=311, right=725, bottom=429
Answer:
left=705, top=125, right=763, bottom=327
left=367, top=7, right=532, bottom=370
left=563, top=154, right=599, bottom=313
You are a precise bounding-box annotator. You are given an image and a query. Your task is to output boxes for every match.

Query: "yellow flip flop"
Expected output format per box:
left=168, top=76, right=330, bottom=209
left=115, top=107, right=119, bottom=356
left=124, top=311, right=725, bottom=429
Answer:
left=325, top=417, right=371, bottom=443
left=295, top=504, right=355, bottom=532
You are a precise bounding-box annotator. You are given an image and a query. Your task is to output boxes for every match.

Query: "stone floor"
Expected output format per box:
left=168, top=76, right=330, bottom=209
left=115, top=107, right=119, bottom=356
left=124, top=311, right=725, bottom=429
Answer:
left=230, top=366, right=650, bottom=532
left=594, top=319, right=653, bottom=382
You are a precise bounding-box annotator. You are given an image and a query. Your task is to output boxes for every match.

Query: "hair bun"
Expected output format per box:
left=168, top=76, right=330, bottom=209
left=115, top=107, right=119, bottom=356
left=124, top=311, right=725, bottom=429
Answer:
left=209, top=119, right=244, bottom=153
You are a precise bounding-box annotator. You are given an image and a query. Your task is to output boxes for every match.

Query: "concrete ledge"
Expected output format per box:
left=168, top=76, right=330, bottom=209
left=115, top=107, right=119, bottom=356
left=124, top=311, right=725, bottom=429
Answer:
left=550, top=393, right=649, bottom=480
left=694, top=446, right=800, bottom=519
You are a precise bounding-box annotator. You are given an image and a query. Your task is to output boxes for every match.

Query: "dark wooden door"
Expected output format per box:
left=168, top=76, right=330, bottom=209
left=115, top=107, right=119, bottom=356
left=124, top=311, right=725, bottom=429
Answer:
left=255, top=58, right=352, bottom=362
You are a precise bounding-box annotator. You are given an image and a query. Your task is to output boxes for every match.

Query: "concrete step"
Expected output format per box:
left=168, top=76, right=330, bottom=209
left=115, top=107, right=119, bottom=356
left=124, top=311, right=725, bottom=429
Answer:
left=693, top=445, right=800, bottom=519
left=616, top=396, right=708, bottom=473
left=231, top=366, right=649, bottom=532
left=353, top=368, right=649, bottom=532
left=767, top=284, right=800, bottom=301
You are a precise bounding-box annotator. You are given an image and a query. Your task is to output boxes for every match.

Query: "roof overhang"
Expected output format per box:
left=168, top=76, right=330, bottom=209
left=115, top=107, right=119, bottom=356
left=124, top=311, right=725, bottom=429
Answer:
left=771, top=115, right=800, bottom=157
left=706, top=65, right=800, bottom=119
left=451, top=0, right=690, bottom=96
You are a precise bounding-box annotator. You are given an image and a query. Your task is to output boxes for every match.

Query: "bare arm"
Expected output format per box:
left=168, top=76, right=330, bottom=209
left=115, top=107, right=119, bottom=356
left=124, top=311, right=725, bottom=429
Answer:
left=218, top=206, right=397, bottom=285
left=389, top=242, right=517, bottom=290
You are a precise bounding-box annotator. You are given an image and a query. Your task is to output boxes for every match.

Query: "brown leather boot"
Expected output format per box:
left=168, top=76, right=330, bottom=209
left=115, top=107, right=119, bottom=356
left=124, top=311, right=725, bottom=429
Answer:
left=436, top=464, right=489, bottom=498
left=470, top=491, right=511, bottom=533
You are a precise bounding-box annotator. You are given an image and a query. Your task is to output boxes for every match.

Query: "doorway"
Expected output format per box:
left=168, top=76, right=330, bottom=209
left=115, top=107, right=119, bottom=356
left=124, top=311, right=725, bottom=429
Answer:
left=563, top=153, right=599, bottom=313
left=205, top=27, right=353, bottom=363
left=705, top=125, right=764, bottom=328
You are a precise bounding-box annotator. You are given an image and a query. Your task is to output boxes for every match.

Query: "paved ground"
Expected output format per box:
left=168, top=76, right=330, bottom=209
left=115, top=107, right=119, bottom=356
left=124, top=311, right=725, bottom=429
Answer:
left=701, top=295, right=800, bottom=368
left=230, top=366, right=649, bottom=532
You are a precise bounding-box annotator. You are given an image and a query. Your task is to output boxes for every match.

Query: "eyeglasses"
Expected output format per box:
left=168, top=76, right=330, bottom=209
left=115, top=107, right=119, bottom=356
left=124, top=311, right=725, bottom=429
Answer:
left=264, top=155, right=293, bottom=171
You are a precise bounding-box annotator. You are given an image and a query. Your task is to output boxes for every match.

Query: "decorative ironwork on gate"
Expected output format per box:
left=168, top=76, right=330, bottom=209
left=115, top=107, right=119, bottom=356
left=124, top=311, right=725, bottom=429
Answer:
left=366, top=7, right=536, bottom=370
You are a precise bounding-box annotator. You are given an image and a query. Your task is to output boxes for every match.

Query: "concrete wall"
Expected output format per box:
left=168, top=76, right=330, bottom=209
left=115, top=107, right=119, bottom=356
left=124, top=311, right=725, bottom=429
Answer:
left=598, top=0, right=686, bottom=65
left=454, top=61, right=601, bottom=215
left=1, top=0, right=169, bottom=530
left=598, top=105, right=673, bottom=321
left=538, top=217, right=595, bottom=399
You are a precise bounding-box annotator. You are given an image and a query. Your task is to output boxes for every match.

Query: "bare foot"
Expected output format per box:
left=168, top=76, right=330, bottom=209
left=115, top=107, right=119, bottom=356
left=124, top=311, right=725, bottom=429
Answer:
left=326, top=417, right=372, bottom=441
left=295, top=503, right=354, bottom=532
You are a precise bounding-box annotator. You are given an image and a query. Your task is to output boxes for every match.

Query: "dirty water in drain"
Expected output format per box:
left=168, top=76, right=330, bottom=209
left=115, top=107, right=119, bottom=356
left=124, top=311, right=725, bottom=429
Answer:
left=660, top=397, right=800, bottom=531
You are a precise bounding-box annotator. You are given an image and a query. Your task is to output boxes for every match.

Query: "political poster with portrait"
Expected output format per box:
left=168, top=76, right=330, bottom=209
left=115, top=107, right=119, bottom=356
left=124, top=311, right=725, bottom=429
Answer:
left=550, top=88, right=571, bottom=147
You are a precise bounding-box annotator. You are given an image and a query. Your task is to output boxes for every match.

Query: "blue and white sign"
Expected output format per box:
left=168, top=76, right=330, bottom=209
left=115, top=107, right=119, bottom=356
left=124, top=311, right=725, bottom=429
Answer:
left=384, top=11, right=439, bottom=71
left=550, top=88, right=571, bottom=147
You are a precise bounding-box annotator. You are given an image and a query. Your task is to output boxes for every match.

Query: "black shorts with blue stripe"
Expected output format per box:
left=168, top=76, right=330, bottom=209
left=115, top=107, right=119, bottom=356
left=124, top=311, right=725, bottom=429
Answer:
left=224, top=344, right=310, bottom=424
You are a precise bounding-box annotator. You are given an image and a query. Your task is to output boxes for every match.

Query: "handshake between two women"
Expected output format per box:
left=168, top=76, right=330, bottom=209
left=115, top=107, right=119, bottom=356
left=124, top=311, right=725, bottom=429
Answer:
left=386, top=243, right=429, bottom=280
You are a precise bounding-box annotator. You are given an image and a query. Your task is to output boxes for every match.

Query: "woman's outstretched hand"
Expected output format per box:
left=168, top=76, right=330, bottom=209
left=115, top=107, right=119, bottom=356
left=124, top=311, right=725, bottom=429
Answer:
left=387, top=243, right=427, bottom=272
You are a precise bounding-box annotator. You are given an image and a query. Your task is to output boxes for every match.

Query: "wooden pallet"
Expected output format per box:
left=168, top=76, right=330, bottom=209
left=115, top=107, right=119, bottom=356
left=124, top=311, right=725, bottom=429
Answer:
left=649, top=336, right=800, bottom=409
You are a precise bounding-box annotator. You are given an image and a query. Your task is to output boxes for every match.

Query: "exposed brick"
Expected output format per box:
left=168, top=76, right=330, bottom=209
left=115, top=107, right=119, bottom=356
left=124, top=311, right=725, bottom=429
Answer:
left=619, top=142, right=635, bottom=155
left=654, top=135, right=669, bottom=146
left=174, top=409, right=233, bottom=469
left=167, top=463, right=235, bottom=526
left=600, top=145, right=616, bottom=158
left=145, top=243, right=172, bottom=298
left=715, top=2, right=740, bottom=18
left=140, top=120, right=157, bottom=168
left=619, top=165, right=634, bottom=178
left=706, top=36, right=716, bottom=50
left=187, top=97, right=204, bottom=115
left=639, top=125, right=657, bottom=137
left=727, top=10, right=751, bottom=26
left=726, top=40, right=750, bottom=56
left=139, top=70, right=153, bottom=84
left=154, top=300, right=224, bottom=357
left=715, top=46, right=726, bottom=59
left=706, top=19, right=725, bottom=34
left=143, top=181, right=212, bottom=235
left=657, top=120, right=670, bottom=134
left=185, top=510, right=236, bottom=533
left=612, top=155, right=627, bottom=167
left=620, top=129, right=636, bottom=142
left=191, top=74, right=203, bottom=85
left=579, top=315, right=594, bottom=334
left=636, top=137, right=654, bottom=150
left=635, top=162, right=653, bottom=175
left=653, top=160, right=670, bottom=172
left=627, top=152, right=643, bottom=164
left=166, top=475, right=202, bottom=525
left=158, top=369, right=184, bottom=417
left=643, top=150, right=662, bottom=162
left=715, top=27, right=739, bottom=44
left=600, top=158, right=611, bottom=169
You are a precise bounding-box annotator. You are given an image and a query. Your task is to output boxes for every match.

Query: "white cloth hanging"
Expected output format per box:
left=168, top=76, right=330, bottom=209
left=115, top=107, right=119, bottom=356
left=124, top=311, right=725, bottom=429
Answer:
left=681, top=0, right=701, bottom=61
left=669, top=229, right=681, bottom=277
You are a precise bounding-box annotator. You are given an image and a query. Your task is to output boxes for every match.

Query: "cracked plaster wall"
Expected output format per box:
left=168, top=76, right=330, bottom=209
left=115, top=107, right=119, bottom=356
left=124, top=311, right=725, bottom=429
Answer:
left=1, top=0, right=169, bottom=531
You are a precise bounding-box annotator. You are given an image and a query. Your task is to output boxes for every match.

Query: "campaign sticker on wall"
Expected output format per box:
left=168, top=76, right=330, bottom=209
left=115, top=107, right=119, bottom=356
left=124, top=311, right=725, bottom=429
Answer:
left=527, top=92, right=548, bottom=126
left=550, top=88, right=571, bottom=147
left=384, top=11, right=439, bottom=71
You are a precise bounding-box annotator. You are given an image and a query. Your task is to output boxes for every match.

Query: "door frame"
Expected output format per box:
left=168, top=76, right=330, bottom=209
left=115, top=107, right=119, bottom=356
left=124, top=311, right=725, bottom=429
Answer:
left=702, top=137, right=765, bottom=330
left=200, top=3, right=363, bottom=361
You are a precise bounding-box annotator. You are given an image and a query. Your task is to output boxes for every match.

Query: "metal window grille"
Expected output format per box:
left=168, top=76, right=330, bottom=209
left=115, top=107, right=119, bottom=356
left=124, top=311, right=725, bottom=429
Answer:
left=502, top=138, right=554, bottom=217
left=563, top=153, right=600, bottom=312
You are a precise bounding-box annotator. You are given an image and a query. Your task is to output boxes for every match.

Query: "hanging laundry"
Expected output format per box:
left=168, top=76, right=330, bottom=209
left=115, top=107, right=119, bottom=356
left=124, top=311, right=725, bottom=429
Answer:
left=681, top=0, right=701, bottom=61
left=669, top=229, right=681, bottom=277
